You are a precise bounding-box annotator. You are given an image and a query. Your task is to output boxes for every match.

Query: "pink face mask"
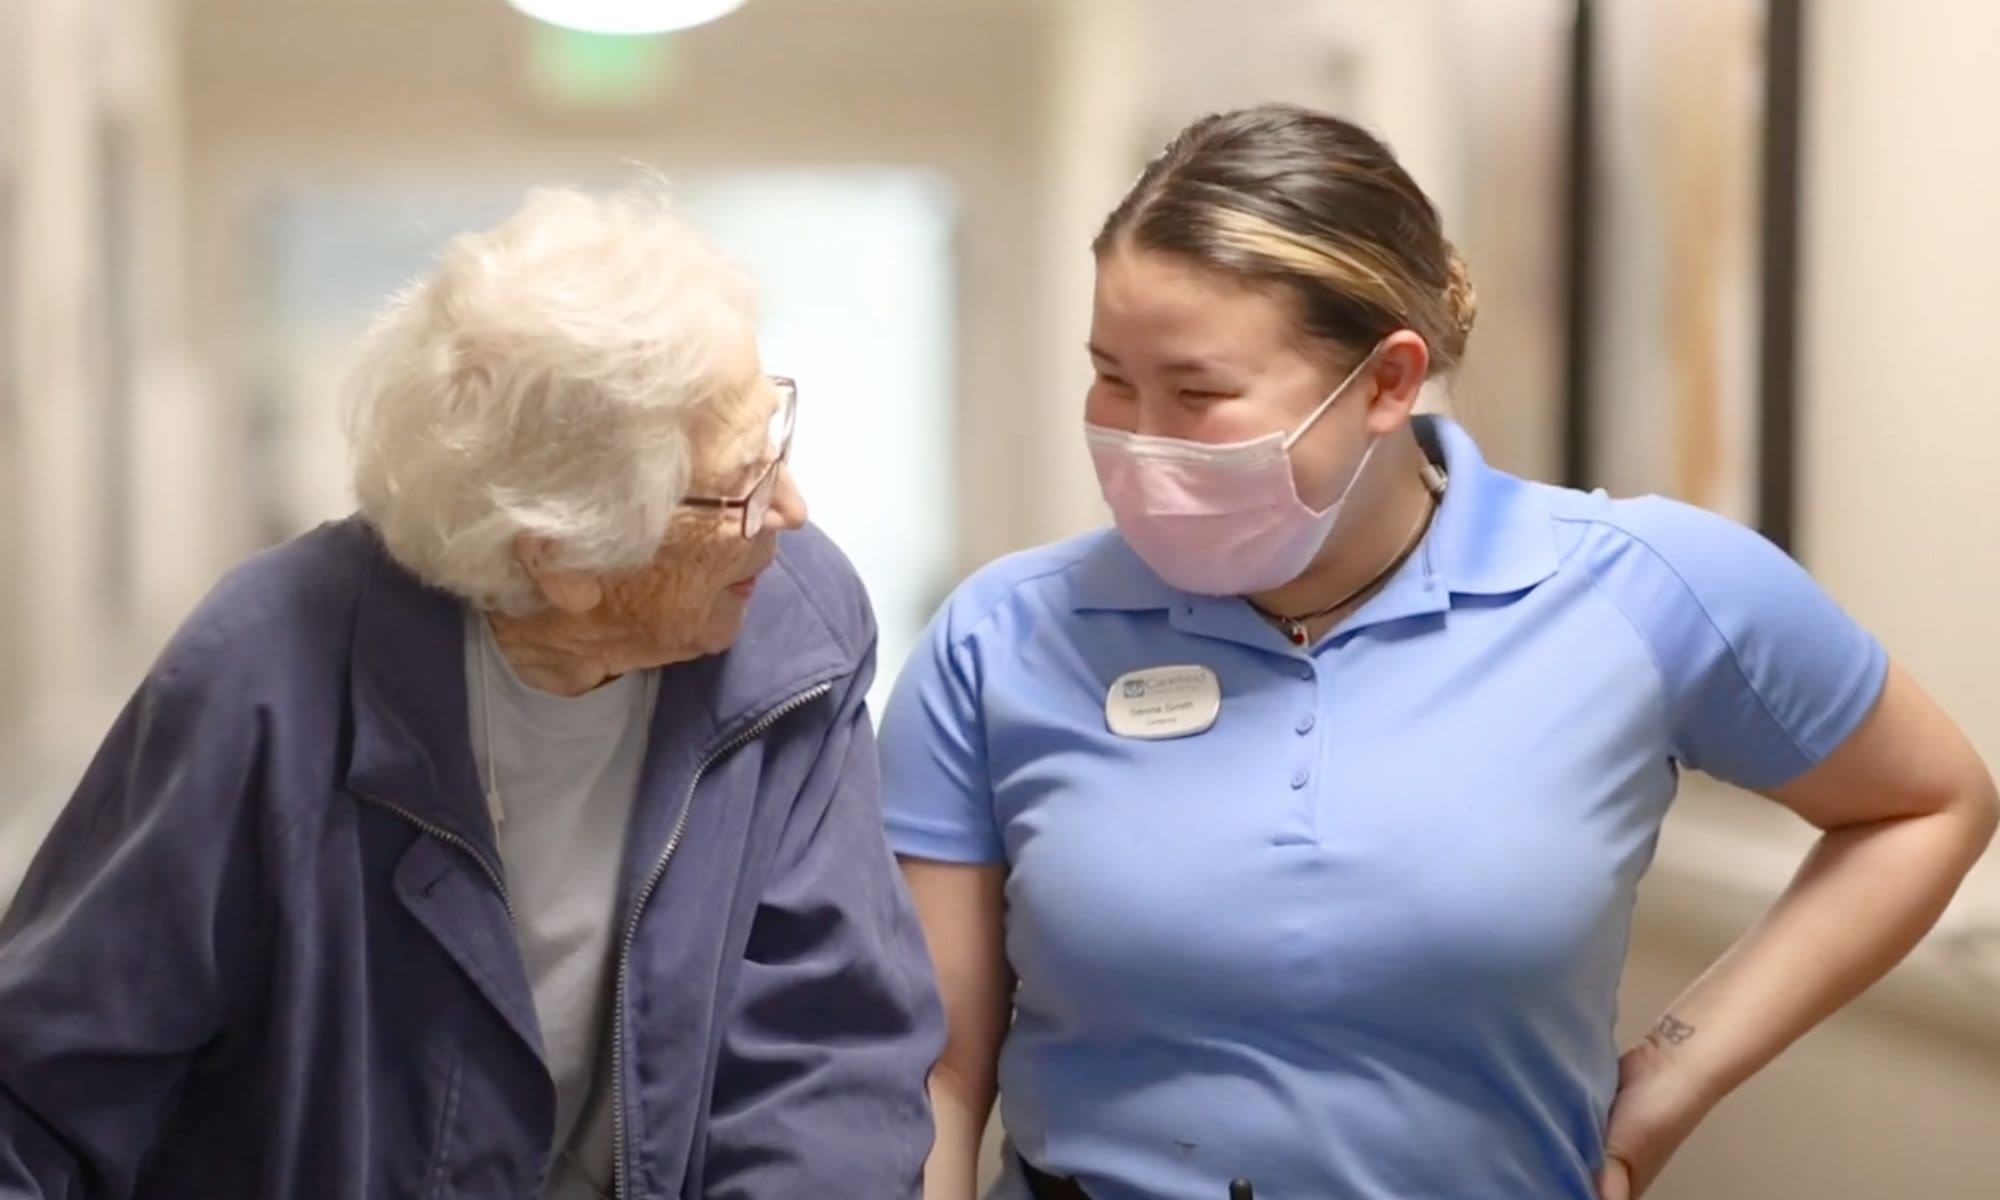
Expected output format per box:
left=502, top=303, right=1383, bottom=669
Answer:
left=1086, top=348, right=1382, bottom=596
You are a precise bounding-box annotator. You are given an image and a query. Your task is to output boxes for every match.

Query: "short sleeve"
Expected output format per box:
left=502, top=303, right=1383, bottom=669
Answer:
left=877, top=601, right=1005, bottom=864
left=1585, top=497, right=1889, bottom=791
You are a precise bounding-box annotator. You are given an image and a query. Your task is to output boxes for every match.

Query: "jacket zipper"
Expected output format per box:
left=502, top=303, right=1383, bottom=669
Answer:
left=611, top=682, right=833, bottom=1200
left=356, top=793, right=513, bottom=917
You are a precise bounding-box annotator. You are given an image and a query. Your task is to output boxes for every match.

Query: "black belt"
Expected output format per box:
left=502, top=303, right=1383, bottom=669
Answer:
left=1019, top=1155, right=1093, bottom=1199
left=1019, top=1155, right=1258, bottom=1199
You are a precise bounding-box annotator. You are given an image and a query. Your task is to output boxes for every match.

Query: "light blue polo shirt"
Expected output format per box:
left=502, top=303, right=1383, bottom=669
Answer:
left=878, top=418, right=1887, bottom=1200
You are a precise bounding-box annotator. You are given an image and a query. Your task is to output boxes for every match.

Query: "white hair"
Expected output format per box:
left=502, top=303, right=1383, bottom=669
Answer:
left=343, top=186, right=758, bottom=613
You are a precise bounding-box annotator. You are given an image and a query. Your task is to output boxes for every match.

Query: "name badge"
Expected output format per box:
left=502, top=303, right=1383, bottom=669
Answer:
left=1105, top=665, right=1222, bottom=740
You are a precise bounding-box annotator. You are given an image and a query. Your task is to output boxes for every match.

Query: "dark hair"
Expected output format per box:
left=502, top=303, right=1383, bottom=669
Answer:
left=1095, top=103, right=1477, bottom=373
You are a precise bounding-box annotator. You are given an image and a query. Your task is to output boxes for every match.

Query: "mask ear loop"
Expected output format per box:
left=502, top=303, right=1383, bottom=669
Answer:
left=1282, top=341, right=1387, bottom=452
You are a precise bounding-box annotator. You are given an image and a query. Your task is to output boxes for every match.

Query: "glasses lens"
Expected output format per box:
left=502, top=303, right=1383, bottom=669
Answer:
left=743, top=461, right=779, bottom=539
left=738, top=377, right=796, bottom=539
left=768, top=378, right=797, bottom=457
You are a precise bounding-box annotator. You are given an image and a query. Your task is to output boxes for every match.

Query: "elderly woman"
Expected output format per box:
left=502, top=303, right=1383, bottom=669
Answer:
left=0, top=189, right=943, bottom=1199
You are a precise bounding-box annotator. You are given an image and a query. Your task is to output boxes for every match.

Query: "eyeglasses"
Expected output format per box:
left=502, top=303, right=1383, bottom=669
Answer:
left=681, top=375, right=798, bottom=540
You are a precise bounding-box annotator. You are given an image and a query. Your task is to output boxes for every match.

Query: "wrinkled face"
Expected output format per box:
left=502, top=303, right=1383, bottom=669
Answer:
left=527, top=331, right=808, bottom=668
left=1086, top=248, right=1382, bottom=510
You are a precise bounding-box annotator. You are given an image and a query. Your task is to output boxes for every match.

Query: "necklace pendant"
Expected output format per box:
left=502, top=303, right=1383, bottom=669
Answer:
left=1286, top=621, right=1308, bottom=646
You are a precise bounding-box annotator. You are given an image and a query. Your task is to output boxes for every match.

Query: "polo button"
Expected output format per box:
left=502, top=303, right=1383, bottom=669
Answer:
left=1290, top=767, right=1310, bottom=789
left=1295, top=665, right=1314, bottom=680
left=1295, top=713, right=1316, bottom=735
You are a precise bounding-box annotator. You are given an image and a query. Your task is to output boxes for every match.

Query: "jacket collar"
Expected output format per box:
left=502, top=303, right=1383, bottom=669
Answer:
left=340, top=520, right=857, bottom=851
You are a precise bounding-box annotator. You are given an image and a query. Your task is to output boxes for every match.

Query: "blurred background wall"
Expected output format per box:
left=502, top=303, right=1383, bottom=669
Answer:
left=0, top=1, right=1994, bottom=1195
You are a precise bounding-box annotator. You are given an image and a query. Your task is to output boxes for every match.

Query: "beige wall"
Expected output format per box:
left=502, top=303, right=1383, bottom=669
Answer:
left=9, top=0, right=112, bottom=764
left=1616, top=1, right=2000, bottom=1196
left=0, top=0, right=24, bottom=746
left=0, top=0, right=195, bottom=836
left=1799, top=0, right=2000, bottom=775
left=1435, top=0, right=1570, bottom=480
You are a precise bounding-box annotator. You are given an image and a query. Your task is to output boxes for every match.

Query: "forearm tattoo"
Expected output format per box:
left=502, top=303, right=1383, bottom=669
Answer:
left=1649, top=1013, right=1697, bottom=1048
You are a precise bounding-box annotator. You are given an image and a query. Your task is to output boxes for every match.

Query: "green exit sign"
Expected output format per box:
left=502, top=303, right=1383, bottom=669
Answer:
left=528, top=26, right=675, bottom=106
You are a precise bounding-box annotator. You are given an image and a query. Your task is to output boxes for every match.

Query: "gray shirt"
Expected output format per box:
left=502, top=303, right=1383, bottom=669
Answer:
left=465, top=613, right=658, bottom=1200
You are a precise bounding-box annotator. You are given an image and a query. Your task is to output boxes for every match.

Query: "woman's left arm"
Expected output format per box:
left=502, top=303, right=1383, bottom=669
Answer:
left=701, top=644, right=947, bottom=1200
left=1601, top=660, right=1997, bottom=1198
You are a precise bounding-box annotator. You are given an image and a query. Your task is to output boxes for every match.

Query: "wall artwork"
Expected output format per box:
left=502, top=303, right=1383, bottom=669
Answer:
left=1562, top=0, right=1804, bottom=552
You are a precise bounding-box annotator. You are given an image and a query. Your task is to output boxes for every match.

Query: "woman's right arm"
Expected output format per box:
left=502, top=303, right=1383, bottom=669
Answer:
left=901, top=858, right=1014, bottom=1200
left=0, top=653, right=263, bottom=1198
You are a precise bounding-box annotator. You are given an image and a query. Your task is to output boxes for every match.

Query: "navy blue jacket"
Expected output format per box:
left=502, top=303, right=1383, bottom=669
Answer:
left=0, top=518, right=943, bottom=1198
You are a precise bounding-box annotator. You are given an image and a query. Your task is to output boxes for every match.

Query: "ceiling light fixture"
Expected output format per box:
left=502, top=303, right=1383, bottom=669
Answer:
left=506, top=0, right=749, bottom=37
